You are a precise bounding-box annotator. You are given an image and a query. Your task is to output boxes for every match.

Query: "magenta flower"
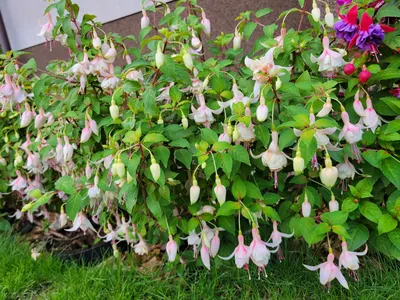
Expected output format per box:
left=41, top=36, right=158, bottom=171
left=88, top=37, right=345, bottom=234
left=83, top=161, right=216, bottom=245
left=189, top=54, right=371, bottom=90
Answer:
left=334, top=5, right=358, bottom=42
left=337, top=0, right=352, bottom=6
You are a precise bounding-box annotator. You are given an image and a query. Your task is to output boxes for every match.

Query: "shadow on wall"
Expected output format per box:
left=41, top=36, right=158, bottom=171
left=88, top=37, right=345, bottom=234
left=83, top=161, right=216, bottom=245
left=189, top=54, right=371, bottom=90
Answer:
left=23, top=0, right=308, bottom=69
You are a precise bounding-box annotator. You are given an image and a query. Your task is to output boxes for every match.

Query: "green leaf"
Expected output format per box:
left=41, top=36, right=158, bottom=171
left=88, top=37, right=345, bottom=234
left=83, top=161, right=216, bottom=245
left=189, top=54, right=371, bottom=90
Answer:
left=320, top=211, right=348, bottom=225
left=217, top=201, right=241, bottom=216
left=387, top=190, right=400, bottom=215
left=232, top=178, right=247, bottom=200
left=255, top=8, right=272, bottom=18
left=315, top=222, right=331, bottom=235
left=245, top=181, right=263, bottom=199
left=332, top=225, right=350, bottom=239
left=378, top=214, right=398, bottom=235
left=229, top=145, right=250, bottom=165
left=381, top=157, right=400, bottom=190
left=66, top=190, right=88, bottom=220
left=263, top=206, right=281, bottom=222
left=220, top=153, right=233, bottom=178
left=388, top=229, right=400, bottom=251
left=376, top=4, right=400, bottom=21
left=243, top=22, right=257, bottom=40
left=169, top=85, right=182, bottom=102
left=362, top=150, right=390, bottom=168
left=371, top=68, right=400, bottom=82
left=218, top=215, right=236, bottom=235
left=385, top=120, right=400, bottom=134
left=175, top=149, right=192, bottom=169
left=342, top=198, right=359, bottom=212
left=160, top=57, right=191, bottom=85
left=142, top=87, right=158, bottom=116
left=255, top=124, right=270, bottom=148
left=147, top=192, right=162, bottom=219
left=360, top=201, right=382, bottom=223
left=212, top=141, right=231, bottom=152
left=55, top=176, right=77, bottom=195
left=201, top=128, right=218, bottom=144
left=188, top=218, right=199, bottom=232
left=347, top=223, right=369, bottom=251
left=153, top=146, right=170, bottom=168
left=263, top=192, right=281, bottom=205
left=142, top=133, right=168, bottom=145
left=0, top=219, right=11, bottom=232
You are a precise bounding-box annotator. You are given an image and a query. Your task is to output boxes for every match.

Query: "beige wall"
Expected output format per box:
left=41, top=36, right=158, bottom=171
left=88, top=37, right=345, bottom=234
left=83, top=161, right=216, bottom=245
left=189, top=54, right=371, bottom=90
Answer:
left=24, top=0, right=308, bottom=69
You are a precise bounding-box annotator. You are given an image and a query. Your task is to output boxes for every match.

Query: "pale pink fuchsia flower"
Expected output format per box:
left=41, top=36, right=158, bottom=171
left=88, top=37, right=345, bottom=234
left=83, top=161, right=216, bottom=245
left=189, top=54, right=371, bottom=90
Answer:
left=181, top=230, right=201, bottom=256
left=88, top=179, right=100, bottom=200
left=20, top=103, right=34, bottom=128
left=362, top=98, right=381, bottom=133
left=251, top=131, right=288, bottom=188
left=49, top=208, right=68, bottom=230
left=126, top=70, right=144, bottom=82
left=156, top=82, right=174, bottom=102
left=245, top=47, right=292, bottom=97
left=92, top=29, right=101, bottom=50
left=339, top=241, right=368, bottom=271
left=37, top=13, right=54, bottom=45
left=100, top=65, right=119, bottom=92
left=210, top=230, right=220, bottom=258
left=55, top=138, right=64, bottom=163
left=218, top=83, right=251, bottom=109
left=249, top=228, right=275, bottom=271
left=134, top=234, right=150, bottom=256
left=200, top=240, right=211, bottom=270
left=117, top=216, right=133, bottom=243
left=99, top=223, right=119, bottom=242
left=68, top=51, right=90, bottom=93
left=218, top=124, right=232, bottom=143
left=268, top=221, right=293, bottom=260
left=190, top=94, right=222, bottom=128
left=26, top=150, right=46, bottom=174
left=9, top=209, right=23, bottom=220
left=339, top=111, right=363, bottom=161
left=220, top=233, right=252, bottom=269
left=304, top=251, right=349, bottom=290
left=89, top=56, right=108, bottom=76
left=214, top=175, right=226, bottom=205
left=166, top=234, right=178, bottom=262
left=275, top=27, right=286, bottom=47
left=196, top=205, right=216, bottom=216
left=66, top=212, right=96, bottom=234
left=9, top=170, right=27, bottom=192
left=103, top=40, right=117, bottom=63
left=63, top=136, right=74, bottom=162
left=311, top=36, right=346, bottom=75
left=0, top=74, right=26, bottom=103
left=85, top=163, right=92, bottom=179
left=302, top=194, right=312, bottom=217
left=329, top=196, right=339, bottom=212
left=337, top=158, right=356, bottom=180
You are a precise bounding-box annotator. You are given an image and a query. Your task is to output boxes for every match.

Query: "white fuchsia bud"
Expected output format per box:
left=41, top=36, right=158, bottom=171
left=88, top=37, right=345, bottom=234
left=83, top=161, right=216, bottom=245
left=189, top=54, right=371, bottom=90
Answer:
left=320, top=154, right=338, bottom=189
left=329, top=193, right=339, bottom=212
left=59, top=207, right=68, bottom=228
left=214, top=175, right=226, bottom=205
left=182, top=116, right=189, bottom=129
left=256, top=95, right=268, bottom=122
left=311, top=1, right=321, bottom=22
left=14, top=152, right=23, bottom=167
left=183, top=52, right=194, bottom=71
left=233, top=32, right=241, bottom=50
left=227, top=123, right=233, bottom=136
left=110, top=100, right=119, bottom=120
left=88, top=119, right=99, bottom=136
left=92, top=29, right=101, bottom=50
left=316, top=96, right=332, bottom=117
left=114, top=158, right=125, bottom=178
left=141, top=10, right=150, bottom=29
left=80, top=126, right=92, bottom=143
left=150, top=156, right=161, bottom=181
left=35, top=108, right=46, bottom=129
left=85, top=162, right=92, bottom=179
left=166, top=234, right=178, bottom=262
left=21, top=103, right=33, bottom=128
left=191, top=31, right=201, bottom=49
left=157, top=115, right=164, bottom=125
left=190, top=177, right=200, bottom=204
left=155, top=44, right=164, bottom=69
left=302, top=193, right=311, bottom=217
left=324, top=6, right=334, bottom=28
left=201, top=11, right=211, bottom=36
left=353, top=91, right=365, bottom=117
left=293, top=148, right=305, bottom=175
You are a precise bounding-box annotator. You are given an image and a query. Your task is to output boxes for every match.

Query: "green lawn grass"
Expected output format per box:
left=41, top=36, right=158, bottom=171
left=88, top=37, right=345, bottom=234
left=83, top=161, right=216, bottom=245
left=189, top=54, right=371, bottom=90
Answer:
left=0, top=234, right=399, bottom=300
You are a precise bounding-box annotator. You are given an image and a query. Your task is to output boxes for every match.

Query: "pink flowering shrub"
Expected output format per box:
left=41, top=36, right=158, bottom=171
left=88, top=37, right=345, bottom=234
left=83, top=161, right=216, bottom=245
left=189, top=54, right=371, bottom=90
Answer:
left=0, top=0, right=400, bottom=289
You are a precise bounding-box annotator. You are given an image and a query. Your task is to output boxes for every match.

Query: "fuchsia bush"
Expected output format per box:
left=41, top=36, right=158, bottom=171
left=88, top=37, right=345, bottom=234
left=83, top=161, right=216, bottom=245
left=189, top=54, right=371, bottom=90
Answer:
left=0, top=0, right=400, bottom=290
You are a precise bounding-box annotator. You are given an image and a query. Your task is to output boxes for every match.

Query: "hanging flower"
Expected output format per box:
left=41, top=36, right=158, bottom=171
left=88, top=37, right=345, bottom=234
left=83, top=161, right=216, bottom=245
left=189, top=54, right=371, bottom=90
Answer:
left=311, top=36, right=346, bottom=74
left=245, top=47, right=291, bottom=97
left=220, top=233, right=252, bottom=269
left=189, top=94, right=222, bottom=128
left=339, top=241, right=368, bottom=270
left=304, top=251, right=349, bottom=290
left=218, top=83, right=251, bottom=109
left=65, top=212, right=96, bottom=234
left=166, top=234, right=178, bottom=262
left=37, top=13, right=54, bottom=45
left=134, top=234, right=150, bottom=256
left=334, top=5, right=359, bottom=42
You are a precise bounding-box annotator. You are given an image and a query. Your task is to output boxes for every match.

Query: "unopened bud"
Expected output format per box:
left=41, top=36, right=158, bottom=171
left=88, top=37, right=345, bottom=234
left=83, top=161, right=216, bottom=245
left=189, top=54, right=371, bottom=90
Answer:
left=110, top=100, right=119, bottom=120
